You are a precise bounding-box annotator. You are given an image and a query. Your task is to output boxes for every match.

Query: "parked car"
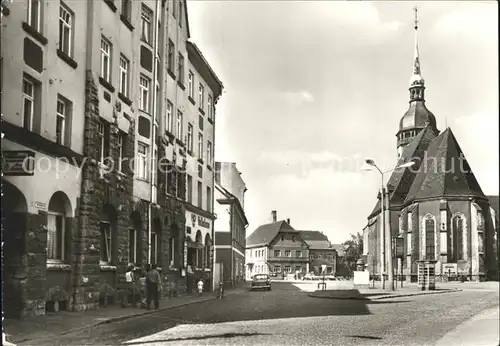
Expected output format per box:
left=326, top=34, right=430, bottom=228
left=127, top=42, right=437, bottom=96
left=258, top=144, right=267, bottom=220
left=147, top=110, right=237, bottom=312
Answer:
left=250, top=274, right=272, bottom=291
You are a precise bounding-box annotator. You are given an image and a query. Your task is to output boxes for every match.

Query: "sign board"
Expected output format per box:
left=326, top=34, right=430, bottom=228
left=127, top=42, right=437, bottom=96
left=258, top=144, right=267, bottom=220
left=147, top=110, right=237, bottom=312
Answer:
left=394, top=237, right=405, bottom=258
left=442, top=263, right=458, bottom=277
left=197, top=216, right=210, bottom=228
left=321, top=264, right=327, bottom=273
left=2, top=150, right=35, bottom=176
left=457, top=260, right=470, bottom=274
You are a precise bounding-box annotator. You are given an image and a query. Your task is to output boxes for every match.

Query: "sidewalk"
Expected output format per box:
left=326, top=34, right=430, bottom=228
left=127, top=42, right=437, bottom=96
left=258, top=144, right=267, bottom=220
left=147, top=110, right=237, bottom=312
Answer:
left=434, top=306, right=500, bottom=346
left=4, top=287, right=247, bottom=345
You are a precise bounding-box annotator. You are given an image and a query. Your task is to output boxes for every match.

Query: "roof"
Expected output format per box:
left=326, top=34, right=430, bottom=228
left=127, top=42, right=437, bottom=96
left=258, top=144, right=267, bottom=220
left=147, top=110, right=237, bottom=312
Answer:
left=405, top=128, right=486, bottom=203
left=246, top=220, right=296, bottom=248
left=186, top=41, right=224, bottom=99
left=330, top=244, right=345, bottom=257
left=487, top=195, right=500, bottom=215
left=398, top=101, right=437, bottom=132
left=215, top=183, right=249, bottom=227
left=298, top=231, right=331, bottom=250
left=369, top=125, right=437, bottom=218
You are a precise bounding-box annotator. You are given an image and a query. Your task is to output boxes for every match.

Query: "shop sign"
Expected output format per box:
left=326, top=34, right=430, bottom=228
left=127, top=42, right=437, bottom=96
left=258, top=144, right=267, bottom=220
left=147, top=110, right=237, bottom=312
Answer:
left=2, top=150, right=35, bottom=176
left=197, top=216, right=210, bottom=228
left=442, top=263, right=458, bottom=277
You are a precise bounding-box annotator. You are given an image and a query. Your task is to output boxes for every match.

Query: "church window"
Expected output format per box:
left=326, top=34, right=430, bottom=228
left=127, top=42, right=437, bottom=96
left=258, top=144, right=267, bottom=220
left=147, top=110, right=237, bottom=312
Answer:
left=451, top=214, right=465, bottom=261
left=424, top=215, right=435, bottom=260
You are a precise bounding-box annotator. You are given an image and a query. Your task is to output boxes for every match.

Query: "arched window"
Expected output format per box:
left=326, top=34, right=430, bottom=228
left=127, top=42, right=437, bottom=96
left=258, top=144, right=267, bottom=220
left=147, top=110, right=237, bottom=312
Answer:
left=169, top=223, right=180, bottom=267
left=423, top=214, right=436, bottom=260
left=451, top=214, right=465, bottom=261
left=47, top=191, right=72, bottom=263
left=477, top=212, right=485, bottom=254
left=195, top=230, right=203, bottom=268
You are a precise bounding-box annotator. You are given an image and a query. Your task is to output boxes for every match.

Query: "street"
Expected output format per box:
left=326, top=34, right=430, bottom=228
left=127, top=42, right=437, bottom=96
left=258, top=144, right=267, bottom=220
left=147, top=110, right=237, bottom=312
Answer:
left=26, top=282, right=499, bottom=346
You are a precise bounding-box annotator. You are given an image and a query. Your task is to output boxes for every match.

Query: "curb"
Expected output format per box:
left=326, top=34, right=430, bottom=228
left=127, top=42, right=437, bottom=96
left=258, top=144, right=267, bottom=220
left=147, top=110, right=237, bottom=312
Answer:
left=12, top=291, right=244, bottom=345
left=308, top=288, right=462, bottom=301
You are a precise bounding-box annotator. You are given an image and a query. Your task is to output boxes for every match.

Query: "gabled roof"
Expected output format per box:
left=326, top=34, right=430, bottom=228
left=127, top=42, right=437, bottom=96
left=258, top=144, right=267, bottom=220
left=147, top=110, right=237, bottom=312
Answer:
left=330, top=244, right=346, bottom=257
left=246, top=220, right=296, bottom=248
left=298, top=231, right=331, bottom=250
left=405, top=128, right=485, bottom=203
left=369, top=125, right=437, bottom=218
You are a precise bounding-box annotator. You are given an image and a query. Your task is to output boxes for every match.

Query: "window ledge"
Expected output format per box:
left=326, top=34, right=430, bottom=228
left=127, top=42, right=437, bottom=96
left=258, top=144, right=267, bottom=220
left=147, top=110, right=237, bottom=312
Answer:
left=165, top=131, right=175, bottom=142
left=207, top=117, right=214, bottom=125
left=207, top=164, right=213, bottom=171
left=177, top=81, right=186, bottom=91
left=188, top=96, right=195, bottom=106
left=57, top=49, right=78, bottom=69
left=175, top=138, right=185, bottom=147
left=47, top=262, right=71, bottom=271
left=100, top=264, right=117, bottom=271
left=167, top=69, right=176, bottom=80
left=198, top=108, right=205, bottom=116
left=103, top=0, right=117, bottom=12
left=99, top=77, right=116, bottom=93
left=187, top=150, right=194, bottom=157
left=197, top=158, right=204, bottom=165
left=22, top=22, right=48, bottom=46
left=118, top=92, right=133, bottom=106
left=120, top=15, right=134, bottom=31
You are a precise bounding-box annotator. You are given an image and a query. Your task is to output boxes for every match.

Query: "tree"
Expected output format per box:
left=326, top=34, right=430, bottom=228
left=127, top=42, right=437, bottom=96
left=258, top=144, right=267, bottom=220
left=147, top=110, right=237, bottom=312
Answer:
left=339, top=232, right=364, bottom=277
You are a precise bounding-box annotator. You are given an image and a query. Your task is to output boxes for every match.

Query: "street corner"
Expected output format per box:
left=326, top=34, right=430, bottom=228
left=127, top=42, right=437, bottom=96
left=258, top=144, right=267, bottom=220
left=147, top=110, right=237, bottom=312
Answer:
left=308, top=289, right=370, bottom=300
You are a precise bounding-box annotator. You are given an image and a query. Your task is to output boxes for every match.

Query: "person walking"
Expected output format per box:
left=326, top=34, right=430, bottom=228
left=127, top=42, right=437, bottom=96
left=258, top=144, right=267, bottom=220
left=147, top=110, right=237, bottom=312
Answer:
left=146, top=264, right=161, bottom=310
left=197, top=278, right=204, bottom=296
left=124, top=265, right=137, bottom=307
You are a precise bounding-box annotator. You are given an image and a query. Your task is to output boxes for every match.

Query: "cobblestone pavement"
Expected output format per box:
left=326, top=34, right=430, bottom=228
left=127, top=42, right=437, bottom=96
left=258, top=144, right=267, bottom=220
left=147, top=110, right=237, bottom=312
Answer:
left=13, top=281, right=498, bottom=346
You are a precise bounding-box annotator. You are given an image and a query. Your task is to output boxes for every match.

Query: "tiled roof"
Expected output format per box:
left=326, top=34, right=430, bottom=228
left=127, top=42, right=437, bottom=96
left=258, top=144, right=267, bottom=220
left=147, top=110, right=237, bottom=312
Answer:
left=369, top=125, right=437, bottom=218
left=405, top=128, right=485, bottom=203
left=299, top=230, right=329, bottom=242
left=330, top=244, right=346, bottom=257
left=306, top=240, right=333, bottom=250
left=246, top=220, right=295, bottom=247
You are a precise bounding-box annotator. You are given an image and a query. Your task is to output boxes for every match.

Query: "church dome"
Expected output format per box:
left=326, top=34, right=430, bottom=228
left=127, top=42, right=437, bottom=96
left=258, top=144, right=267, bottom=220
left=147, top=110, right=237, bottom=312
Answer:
left=399, top=101, right=437, bottom=131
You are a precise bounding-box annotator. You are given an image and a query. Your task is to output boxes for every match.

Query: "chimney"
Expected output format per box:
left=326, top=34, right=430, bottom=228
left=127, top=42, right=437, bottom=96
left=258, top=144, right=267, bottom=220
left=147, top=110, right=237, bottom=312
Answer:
left=271, top=210, right=277, bottom=223
left=286, top=218, right=290, bottom=224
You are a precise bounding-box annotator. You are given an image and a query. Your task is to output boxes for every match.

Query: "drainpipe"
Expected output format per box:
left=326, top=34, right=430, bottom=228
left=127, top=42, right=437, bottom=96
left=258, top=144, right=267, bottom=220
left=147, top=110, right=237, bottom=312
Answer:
left=148, top=0, right=161, bottom=265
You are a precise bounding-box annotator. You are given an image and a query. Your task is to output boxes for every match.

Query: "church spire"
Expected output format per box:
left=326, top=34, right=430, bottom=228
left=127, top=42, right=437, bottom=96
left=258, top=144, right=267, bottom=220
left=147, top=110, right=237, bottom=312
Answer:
left=409, top=6, right=425, bottom=103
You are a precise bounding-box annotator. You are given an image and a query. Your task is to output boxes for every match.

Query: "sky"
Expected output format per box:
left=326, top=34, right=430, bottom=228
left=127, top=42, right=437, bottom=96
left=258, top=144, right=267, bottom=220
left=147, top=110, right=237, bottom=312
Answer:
left=186, top=1, right=499, bottom=244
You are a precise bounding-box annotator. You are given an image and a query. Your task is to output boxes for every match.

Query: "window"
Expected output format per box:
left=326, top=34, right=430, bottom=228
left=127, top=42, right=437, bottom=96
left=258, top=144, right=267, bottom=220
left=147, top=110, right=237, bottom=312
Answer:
left=178, top=53, right=184, bottom=85
left=206, top=186, right=211, bottom=212
left=139, top=75, right=150, bottom=112
left=452, top=215, right=464, bottom=261
left=119, top=55, right=129, bottom=96
left=59, top=4, right=73, bottom=56
left=187, top=123, right=193, bottom=152
left=178, top=0, right=183, bottom=26
left=151, top=231, right=158, bottom=265
left=169, top=235, right=176, bottom=265
left=274, top=250, right=280, bottom=257
left=284, top=265, right=291, bottom=273
left=22, top=78, right=35, bottom=131
left=100, top=222, right=112, bottom=264
left=197, top=181, right=203, bottom=207
left=207, top=95, right=213, bottom=120
left=166, top=101, right=173, bottom=133
left=167, top=39, right=175, bottom=72
left=47, top=213, right=65, bottom=261
left=285, top=250, right=291, bottom=257
left=440, top=231, right=447, bottom=254
left=198, top=83, right=204, bottom=108
left=27, top=0, right=41, bottom=32
left=207, top=141, right=212, bottom=166
left=274, top=266, right=281, bottom=273
left=117, top=133, right=124, bottom=172
left=188, top=71, right=194, bottom=98
left=97, top=121, right=110, bottom=164
left=425, top=217, right=435, bottom=260
left=137, top=142, right=148, bottom=180
left=407, top=232, right=412, bottom=255
left=56, top=97, right=67, bottom=145
left=296, top=266, right=302, bottom=272
left=176, top=110, right=183, bottom=140
left=198, top=133, right=203, bottom=159
left=141, top=5, right=152, bottom=43
left=187, top=174, right=193, bottom=203
left=100, top=37, right=111, bottom=82
left=296, top=250, right=302, bottom=258
left=128, top=228, right=137, bottom=264
left=121, top=0, right=131, bottom=21
left=176, top=172, right=185, bottom=200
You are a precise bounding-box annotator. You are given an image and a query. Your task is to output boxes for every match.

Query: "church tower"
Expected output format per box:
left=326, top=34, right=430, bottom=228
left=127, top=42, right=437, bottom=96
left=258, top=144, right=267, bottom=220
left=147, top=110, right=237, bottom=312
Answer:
left=396, top=7, right=439, bottom=158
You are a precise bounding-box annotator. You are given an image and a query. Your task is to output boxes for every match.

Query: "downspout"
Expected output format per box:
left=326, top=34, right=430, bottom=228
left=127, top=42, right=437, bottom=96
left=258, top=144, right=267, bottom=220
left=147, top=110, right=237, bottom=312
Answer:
left=230, top=204, right=234, bottom=286
left=148, top=0, right=161, bottom=265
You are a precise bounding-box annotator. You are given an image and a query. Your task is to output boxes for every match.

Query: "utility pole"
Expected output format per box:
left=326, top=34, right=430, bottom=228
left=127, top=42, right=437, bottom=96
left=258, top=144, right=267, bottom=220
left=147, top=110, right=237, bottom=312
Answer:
left=385, top=187, right=395, bottom=291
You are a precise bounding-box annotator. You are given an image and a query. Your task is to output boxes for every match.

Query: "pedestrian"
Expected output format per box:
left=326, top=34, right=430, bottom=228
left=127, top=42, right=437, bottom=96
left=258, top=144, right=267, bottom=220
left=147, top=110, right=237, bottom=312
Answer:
left=146, top=264, right=161, bottom=310
left=197, top=278, right=204, bottom=296
left=124, top=264, right=137, bottom=307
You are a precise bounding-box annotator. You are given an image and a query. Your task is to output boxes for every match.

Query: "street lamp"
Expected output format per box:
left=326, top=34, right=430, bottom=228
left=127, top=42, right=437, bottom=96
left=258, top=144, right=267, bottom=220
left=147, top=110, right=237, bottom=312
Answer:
left=363, top=159, right=415, bottom=291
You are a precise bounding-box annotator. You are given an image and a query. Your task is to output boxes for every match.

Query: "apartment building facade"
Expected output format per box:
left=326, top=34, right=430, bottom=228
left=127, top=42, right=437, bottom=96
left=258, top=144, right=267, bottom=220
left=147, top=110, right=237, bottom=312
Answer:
left=214, top=162, right=248, bottom=286
left=1, top=0, right=223, bottom=317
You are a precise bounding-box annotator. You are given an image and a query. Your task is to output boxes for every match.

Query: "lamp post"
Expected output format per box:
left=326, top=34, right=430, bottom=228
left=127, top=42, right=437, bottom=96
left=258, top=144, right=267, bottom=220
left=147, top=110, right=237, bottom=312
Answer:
left=363, top=159, right=415, bottom=291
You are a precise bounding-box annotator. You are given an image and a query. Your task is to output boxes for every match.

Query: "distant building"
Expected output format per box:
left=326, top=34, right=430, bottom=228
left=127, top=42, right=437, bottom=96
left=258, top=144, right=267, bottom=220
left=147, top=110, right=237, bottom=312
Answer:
left=246, top=211, right=309, bottom=279
left=300, top=231, right=338, bottom=275
left=214, top=162, right=248, bottom=287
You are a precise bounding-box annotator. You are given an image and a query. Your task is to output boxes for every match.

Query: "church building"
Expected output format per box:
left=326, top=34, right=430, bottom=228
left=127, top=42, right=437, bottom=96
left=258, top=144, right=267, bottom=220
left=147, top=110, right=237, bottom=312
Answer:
left=363, top=10, right=499, bottom=282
